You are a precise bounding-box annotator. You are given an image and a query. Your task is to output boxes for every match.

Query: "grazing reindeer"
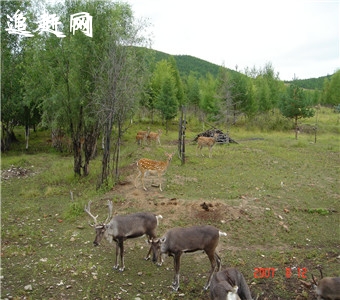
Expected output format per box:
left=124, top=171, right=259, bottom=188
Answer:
left=314, top=277, right=340, bottom=300
left=147, top=129, right=162, bottom=145
left=135, top=152, right=173, bottom=191
left=84, top=200, right=162, bottom=271
left=150, top=225, right=227, bottom=291
left=196, top=132, right=219, bottom=158
left=210, top=268, right=253, bottom=300
left=312, top=267, right=340, bottom=300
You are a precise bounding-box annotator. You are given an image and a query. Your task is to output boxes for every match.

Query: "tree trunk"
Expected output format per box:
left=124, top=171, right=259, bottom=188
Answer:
left=295, top=116, right=298, bottom=140
left=100, top=120, right=113, bottom=186
left=83, top=124, right=100, bottom=176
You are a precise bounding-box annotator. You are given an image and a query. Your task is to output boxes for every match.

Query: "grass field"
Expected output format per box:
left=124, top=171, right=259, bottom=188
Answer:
left=1, top=108, right=339, bottom=299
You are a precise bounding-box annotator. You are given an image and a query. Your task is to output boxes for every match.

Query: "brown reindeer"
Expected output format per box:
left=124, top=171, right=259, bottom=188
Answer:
left=312, top=267, right=340, bottom=300
left=135, top=152, right=173, bottom=191
left=150, top=225, right=227, bottom=291
left=84, top=200, right=162, bottom=271
left=196, top=132, right=219, bottom=158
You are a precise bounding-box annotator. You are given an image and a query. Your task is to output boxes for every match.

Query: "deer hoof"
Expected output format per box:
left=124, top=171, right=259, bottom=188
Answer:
left=171, top=285, right=179, bottom=292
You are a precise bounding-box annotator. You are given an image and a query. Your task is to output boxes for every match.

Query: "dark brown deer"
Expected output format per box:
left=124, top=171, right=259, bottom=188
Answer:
left=149, top=225, right=227, bottom=291
left=210, top=268, right=253, bottom=300
left=85, top=200, right=162, bottom=271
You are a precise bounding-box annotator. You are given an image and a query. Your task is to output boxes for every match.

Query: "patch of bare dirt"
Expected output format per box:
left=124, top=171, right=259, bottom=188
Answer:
left=106, top=166, right=254, bottom=229
left=1, top=165, right=36, bottom=180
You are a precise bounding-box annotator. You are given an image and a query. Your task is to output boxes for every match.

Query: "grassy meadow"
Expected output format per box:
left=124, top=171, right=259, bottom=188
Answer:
left=1, top=107, right=339, bottom=299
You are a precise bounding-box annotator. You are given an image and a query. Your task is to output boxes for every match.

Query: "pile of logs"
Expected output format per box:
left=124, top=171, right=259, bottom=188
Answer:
left=193, top=128, right=238, bottom=144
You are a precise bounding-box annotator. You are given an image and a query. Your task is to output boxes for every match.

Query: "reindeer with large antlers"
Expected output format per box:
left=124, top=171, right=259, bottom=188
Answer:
left=135, top=152, right=174, bottom=191
left=84, top=200, right=162, bottom=271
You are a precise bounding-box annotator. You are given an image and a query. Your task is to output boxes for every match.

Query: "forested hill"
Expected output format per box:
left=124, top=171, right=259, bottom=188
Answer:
left=285, top=75, right=332, bottom=90
left=151, top=48, right=334, bottom=88
left=151, top=49, right=225, bottom=78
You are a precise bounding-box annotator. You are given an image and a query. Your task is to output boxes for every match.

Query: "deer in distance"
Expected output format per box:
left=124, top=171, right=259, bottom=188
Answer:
left=84, top=200, right=162, bottom=271
left=149, top=225, right=227, bottom=291
left=196, top=132, right=219, bottom=158
left=210, top=267, right=254, bottom=300
left=147, top=129, right=162, bottom=145
left=136, top=129, right=150, bottom=146
left=135, top=152, right=174, bottom=192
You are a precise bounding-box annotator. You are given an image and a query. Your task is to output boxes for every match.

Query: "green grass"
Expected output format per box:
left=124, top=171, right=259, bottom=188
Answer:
left=1, top=108, right=339, bottom=299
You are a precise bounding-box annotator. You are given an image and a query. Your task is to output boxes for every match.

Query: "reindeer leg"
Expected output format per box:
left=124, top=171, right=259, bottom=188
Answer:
left=204, top=251, right=218, bottom=290
left=119, top=239, right=125, bottom=271
left=215, top=252, right=221, bottom=271
left=145, top=237, right=152, bottom=260
left=172, top=252, right=182, bottom=291
left=113, top=241, right=120, bottom=270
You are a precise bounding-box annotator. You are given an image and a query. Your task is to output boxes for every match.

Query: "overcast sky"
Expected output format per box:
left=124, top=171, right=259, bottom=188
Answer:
left=125, top=0, right=339, bottom=81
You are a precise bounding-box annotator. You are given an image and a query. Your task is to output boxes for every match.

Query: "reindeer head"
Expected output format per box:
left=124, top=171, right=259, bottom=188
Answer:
left=84, top=200, right=113, bottom=246
left=148, top=238, right=164, bottom=264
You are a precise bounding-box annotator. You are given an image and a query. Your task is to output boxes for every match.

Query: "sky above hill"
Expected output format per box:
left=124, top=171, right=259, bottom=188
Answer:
left=126, top=0, right=339, bottom=80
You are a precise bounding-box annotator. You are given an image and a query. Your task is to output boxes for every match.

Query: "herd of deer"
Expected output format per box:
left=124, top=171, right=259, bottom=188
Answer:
left=84, top=128, right=339, bottom=299
left=85, top=200, right=339, bottom=299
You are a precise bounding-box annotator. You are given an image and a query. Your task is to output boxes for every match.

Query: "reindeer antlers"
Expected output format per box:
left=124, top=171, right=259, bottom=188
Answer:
left=84, top=200, right=98, bottom=226
left=84, top=200, right=113, bottom=226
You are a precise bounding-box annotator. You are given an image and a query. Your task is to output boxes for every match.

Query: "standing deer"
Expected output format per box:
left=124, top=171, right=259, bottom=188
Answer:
left=136, top=129, right=150, bottom=146
left=149, top=225, right=227, bottom=291
left=312, top=267, right=340, bottom=300
left=147, top=129, right=162, bottom=145
left=135, top=152, right=173, bottom=191
left=210, top=268, right=253, bottom=300
left=84, top=200, right=162, bottom=271
left=196, top=132, right=219, bottom=158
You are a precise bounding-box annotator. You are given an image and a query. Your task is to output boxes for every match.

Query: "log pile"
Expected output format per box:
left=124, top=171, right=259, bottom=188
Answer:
left=193, top=128, right=238, bottom=144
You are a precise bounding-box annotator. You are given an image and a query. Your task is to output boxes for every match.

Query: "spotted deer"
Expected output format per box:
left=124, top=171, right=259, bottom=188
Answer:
left=149, top=225, right=227, bottom=291
left=210, top=268, right=254, bottom=300
left=147, top=129, right=162, bottom=145
left=84, top=200, right=162, bottom=271
left=196, top=132, right=219, bottom=158
left=135, top=152, right=173, bottom=191
left=136, top=129, right=150, bottom=146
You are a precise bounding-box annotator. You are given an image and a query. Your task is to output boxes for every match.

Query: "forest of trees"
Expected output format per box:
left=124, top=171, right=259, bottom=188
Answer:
left=1, top=0, right=339, bottom=185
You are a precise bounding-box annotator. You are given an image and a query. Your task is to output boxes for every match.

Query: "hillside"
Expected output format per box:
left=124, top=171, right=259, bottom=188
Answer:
left=150, top=48, right=332, bottom=89
left=284, top=75, right=332, bottom=90
left=151, top=49, right=227, bottom=78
